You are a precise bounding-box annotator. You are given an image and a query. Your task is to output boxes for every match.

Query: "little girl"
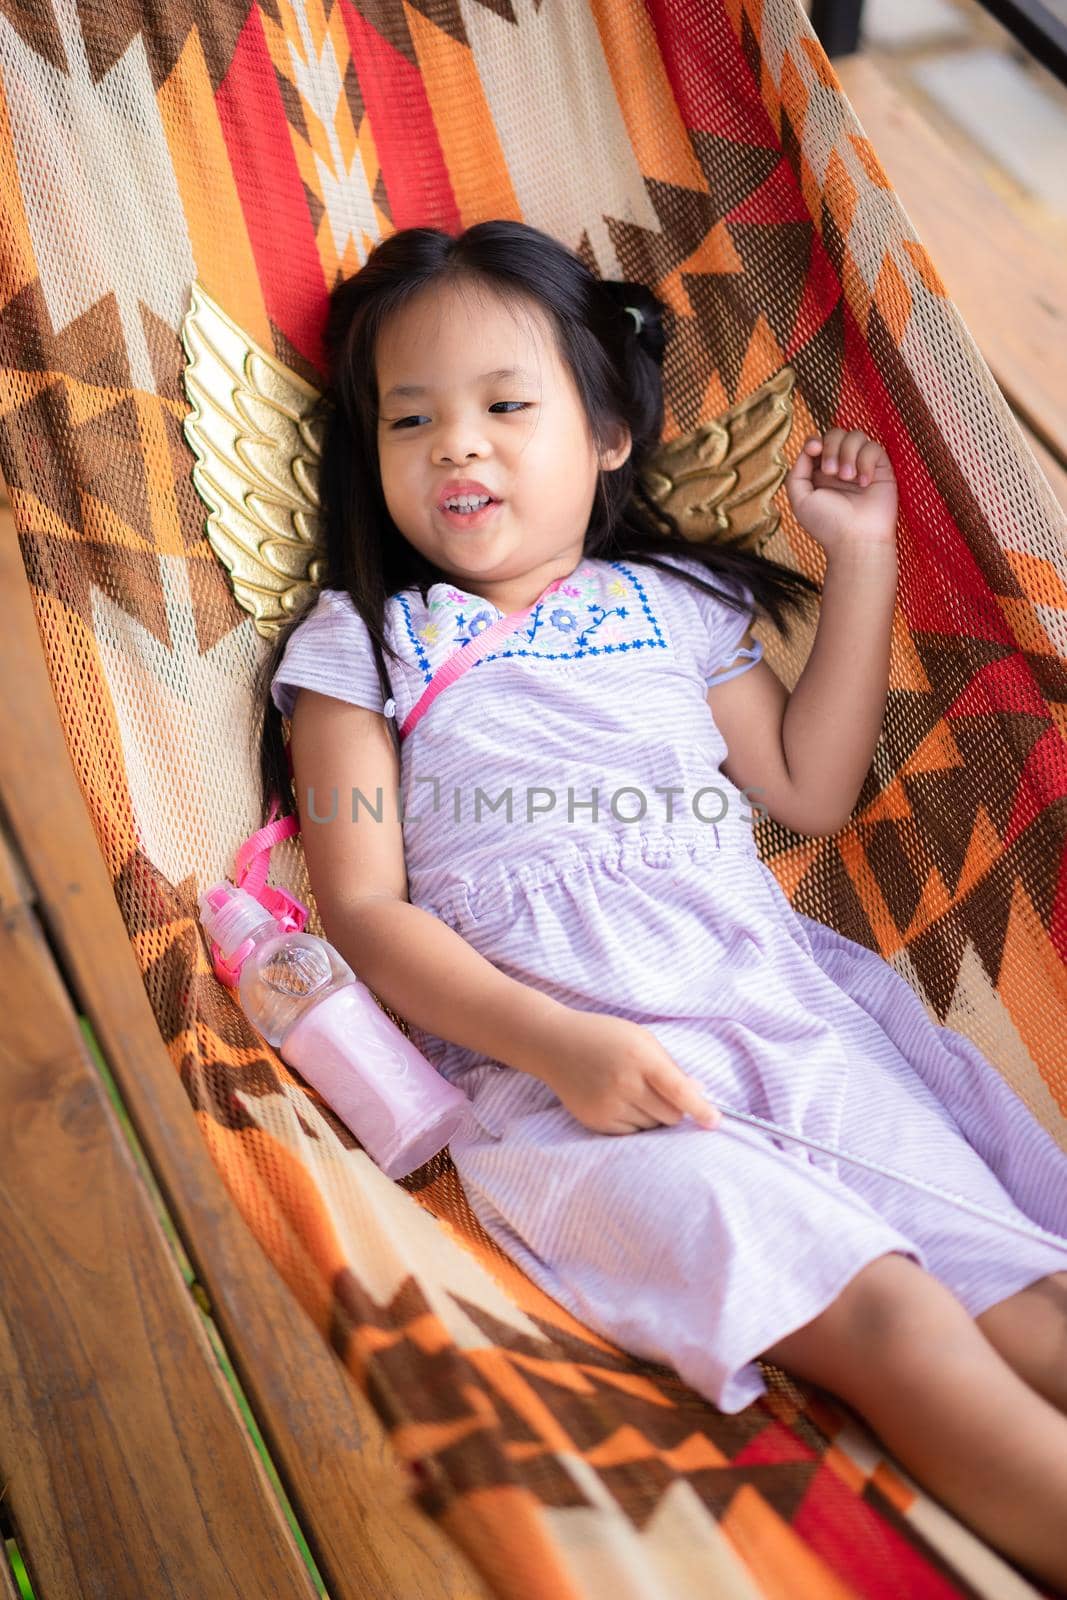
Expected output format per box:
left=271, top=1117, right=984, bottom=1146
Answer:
left=255, top=220, right=1067, bottom=1588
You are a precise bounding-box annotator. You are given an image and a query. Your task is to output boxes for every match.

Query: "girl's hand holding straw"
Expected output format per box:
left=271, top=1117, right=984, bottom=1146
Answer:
left=529, top=1010, right=721, bottom=1136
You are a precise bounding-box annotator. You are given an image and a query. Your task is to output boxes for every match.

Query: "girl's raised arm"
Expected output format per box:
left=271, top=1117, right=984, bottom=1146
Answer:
left=714, top=428, right=899, bottom=839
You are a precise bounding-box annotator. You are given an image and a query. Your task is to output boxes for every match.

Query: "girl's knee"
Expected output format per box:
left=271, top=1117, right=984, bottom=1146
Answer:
left=761, top=1250, right=965, bottom=1391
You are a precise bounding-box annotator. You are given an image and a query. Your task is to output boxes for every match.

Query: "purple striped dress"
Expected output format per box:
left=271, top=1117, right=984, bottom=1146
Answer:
left=272, top=552, right=1067, bottom=1414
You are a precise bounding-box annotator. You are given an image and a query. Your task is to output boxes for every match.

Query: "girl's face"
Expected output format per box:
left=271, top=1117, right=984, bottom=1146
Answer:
left=374, top=278, right=630, bottom=607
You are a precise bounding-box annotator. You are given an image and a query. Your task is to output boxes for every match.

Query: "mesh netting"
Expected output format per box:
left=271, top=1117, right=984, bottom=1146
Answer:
left=1, top=0, right=1065, bottom=1594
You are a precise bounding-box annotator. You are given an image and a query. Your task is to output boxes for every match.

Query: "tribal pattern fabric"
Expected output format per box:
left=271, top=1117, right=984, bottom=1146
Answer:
left=1, top=1, right=1064, bottom=1594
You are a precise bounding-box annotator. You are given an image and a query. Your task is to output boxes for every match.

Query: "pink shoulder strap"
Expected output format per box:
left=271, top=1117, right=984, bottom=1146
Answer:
left=211, top=574, right=567, bottom=985
left=398, top=574, right=566, bottom=742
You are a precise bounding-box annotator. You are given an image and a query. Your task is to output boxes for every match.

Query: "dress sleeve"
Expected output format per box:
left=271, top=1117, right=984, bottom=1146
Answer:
left=652, top=552, right=763, bottom=687
left=270, top=588, right=387, bottom=719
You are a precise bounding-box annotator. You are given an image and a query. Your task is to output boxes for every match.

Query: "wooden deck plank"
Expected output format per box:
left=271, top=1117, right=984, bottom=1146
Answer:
left=0, top=520, right=490, bottom=1600
left=0, top=807, right=321, bottom=1598
left=0, top=1526, right=24, bottom=1600
left=834, top=53, right=1067, bottom=471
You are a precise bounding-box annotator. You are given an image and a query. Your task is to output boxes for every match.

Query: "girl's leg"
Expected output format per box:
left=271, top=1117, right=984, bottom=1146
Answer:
left=761, top=1252, right=1067, bottom=1590
left=975, top=1271, right=1067, bottom=1415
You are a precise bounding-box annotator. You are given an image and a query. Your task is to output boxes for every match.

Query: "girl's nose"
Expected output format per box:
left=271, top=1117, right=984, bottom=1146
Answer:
left=434, top=444, right=487, bottom=466
left=432, top=424, right=490, bottom=466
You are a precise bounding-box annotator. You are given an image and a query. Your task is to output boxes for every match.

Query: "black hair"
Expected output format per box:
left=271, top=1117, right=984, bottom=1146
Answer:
left=250, top=219, right=820, bottom=823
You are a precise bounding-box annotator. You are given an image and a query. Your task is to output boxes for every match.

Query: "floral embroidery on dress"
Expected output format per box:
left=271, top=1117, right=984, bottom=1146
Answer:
left=392, top=559, right=667, bottom=686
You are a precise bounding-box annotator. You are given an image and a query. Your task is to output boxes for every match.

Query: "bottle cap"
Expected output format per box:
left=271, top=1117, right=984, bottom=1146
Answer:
left=198, top=881, right=276, bottom=959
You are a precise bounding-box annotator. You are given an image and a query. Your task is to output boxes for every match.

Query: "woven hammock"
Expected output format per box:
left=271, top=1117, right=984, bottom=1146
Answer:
left=3, top=1, right=1066, bottom=1596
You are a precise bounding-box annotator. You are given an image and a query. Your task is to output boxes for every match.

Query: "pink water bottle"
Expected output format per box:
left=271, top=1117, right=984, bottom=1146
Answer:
left=198, top=882, right=470, bottom=1178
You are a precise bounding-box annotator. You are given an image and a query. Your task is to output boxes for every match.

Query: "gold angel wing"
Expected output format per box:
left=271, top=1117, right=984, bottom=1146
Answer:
left=180, top=280, right=329, bottom=640
left=641, top=366, right=796, bottom=549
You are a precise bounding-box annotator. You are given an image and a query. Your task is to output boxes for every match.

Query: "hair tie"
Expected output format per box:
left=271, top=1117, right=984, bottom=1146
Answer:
left=624, top=304, right=645, bottom=335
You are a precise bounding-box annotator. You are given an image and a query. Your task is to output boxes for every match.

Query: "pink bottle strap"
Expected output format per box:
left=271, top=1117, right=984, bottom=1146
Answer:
left=208, top=748, right=310, bottom=987
left=399, top=575, right=566, bottom=742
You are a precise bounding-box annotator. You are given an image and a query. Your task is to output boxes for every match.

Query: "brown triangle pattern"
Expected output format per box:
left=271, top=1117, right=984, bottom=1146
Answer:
left=141, top=300, right=190, bottom=406
left=681, top=269, right=770, bottom=401
left=277, top=66, right=313, bottom=146
left=447, top=1298, right=779, bottom=1466
left=738, top=9, right=762, bottom=91
left=178, top=1047, right=276, bottom=1132
left=819, top=191, right=849, bottom=282
left=405, top=0, right=470, bottom=47
left=617, top=176, right=718, bottom=267
left=158, top=400, right=233, bottom=570
left=352, top=1286, right=733, bottom=1487
left=905, top=906, right=970, bottom=1018
left=113, top=850, right=271, bottom=1078
left=371, top=168, right=392, bottom=229
left=791, top=845, right=880, bottom=951
left=466, top=0, right=518, bottom=24
left=783, top=292, right=845, bottom=424
left=905, top=725, right=1027, bottom=859
left=915, top=629, right=1030, bottom=707
left=608, top=152, right=799, bottom=420
left=728, top=219, right=814, bottom=351
left=2, top=381, right=85, bottom=532
left=66, top=0, right=252, bottom=94
left=453, top=1293, right=678, bottom=1386
left=76, top=391, right=156, bottom=542
left=779, top=106, right=805, bottom=198
left=328, top=1273, right=973, bottom=1573
left=682, top=1464, right=820, bottom=1525
left=860, top=817, right=925, bottom=927
left=353, top=0, right=417, bottom=63
left=185, top=550, right=249, bottom=652
left=3, top=376, right=166, bottom=636
left=0, top=276, right=131, bottom=392
left=686, top=131, right=781, bottom=224
left=1030, top=647, right=1067, bottom=704
left=0, top=0, right=68, bottom=71
left=881, top=684, right=952, bottom=774
left=302, top=177, right=328, bottom=241
left=342, top=50, right=365, bottom=134
left=19, top=528, right=167, bottom=642
left=573, top=229, right=600, bottom=279
left=268, top=316, right=325, bottom=391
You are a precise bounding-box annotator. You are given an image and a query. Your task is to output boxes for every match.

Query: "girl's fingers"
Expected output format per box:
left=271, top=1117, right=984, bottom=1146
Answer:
left=833, top=430, right=869, bottom=479
left=794, top=429, right=891, bottom=491
left=855, top=439, right=887, bottom=486
left=611, top=1106, right=660, bottom=1134
left=649, top=1069, right=721, bottom=1129
left=789, top=438, right=821, bottom=496
left=636, top=1084, right=685, bottom=1127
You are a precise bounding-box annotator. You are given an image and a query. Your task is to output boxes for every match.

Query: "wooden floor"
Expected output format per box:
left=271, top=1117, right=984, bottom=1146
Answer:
left=1, top=52, right=1064, bottom=1599
left=835, top=53, right=1067, bottom=507
left=0, top=509, right=491, bottom=1598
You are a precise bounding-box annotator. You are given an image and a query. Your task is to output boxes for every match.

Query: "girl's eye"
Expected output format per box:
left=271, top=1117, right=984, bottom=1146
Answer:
left=388, top=401, right=531, bottom=430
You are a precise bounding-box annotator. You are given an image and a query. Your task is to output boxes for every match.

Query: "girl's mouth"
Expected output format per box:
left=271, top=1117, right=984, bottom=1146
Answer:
left=437, top=498, right=502, bottom=530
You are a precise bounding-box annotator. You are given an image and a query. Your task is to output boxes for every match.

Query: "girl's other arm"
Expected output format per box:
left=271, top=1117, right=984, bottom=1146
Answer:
left=289, top=688, right=568, bottom=1079
left=781, top=543, right=897, bottom=831
left=714, top=544, right=898, bottom=838
left=714, top=427, right=899, bottom=839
